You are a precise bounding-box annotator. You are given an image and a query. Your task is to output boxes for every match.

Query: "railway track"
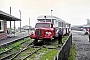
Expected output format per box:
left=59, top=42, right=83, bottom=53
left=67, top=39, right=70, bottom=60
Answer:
left=22, top=45, right=44, bottom=60
left=0, top=38, right=60, bottom=60
left=10, top=41, right=45, bottom=60
left=0, top=38, right=34, bottom=60
left=0, top=39, right=26, bottom=55
left=1, top=43, right=44, bottom=60
left=13, top=40, right=57, bottom=60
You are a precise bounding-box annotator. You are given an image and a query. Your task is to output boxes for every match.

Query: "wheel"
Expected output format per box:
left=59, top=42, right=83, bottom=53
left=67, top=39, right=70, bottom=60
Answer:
left=34, top=39, right=38, bottom=44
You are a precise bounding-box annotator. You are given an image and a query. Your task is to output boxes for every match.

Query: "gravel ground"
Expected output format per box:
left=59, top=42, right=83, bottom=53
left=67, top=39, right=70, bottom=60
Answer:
left=72, top=30, right=90, bottom=60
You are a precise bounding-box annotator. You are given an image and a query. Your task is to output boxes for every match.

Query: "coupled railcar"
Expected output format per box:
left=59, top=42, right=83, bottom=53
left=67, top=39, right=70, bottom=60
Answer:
left=30, top=15, right=71, bottom=43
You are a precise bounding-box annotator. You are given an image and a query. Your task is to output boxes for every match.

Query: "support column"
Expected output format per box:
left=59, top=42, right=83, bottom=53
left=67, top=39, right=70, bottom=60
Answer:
left=10, top=7, right=11, bottom=37
left=14, top=21, right=15, bottom=36
left=29, top=17, right=30, bottom=34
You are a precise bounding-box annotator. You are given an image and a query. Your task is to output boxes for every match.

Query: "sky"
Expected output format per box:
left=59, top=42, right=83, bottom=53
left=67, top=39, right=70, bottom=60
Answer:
left=0, top=0, right=90, bottom=28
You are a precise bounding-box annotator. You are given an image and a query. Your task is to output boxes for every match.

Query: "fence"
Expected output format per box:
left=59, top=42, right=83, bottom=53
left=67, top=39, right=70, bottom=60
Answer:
left=55, top=34, right=72, bottom=60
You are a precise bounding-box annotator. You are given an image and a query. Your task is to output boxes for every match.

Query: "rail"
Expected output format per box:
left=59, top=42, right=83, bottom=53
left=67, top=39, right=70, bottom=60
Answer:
left=54, top=34, right=72, bottom=60
left=0, top=38, right=34, bottom=60
left=0, top=35, right=29, bottom=48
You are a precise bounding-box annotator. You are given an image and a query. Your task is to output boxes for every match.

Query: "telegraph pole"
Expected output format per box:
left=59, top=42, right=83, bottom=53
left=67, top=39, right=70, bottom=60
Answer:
left=19, top=10, right=21, bottom=32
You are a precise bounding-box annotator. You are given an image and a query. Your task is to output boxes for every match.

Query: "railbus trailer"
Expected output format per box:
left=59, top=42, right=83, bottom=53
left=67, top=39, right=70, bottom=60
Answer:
left=30, top=15, right=71, bottom=43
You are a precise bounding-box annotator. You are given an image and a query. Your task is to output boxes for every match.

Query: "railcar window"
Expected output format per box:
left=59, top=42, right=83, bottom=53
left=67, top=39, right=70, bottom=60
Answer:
left=35, top=23, right=50, bottom=28
left=46, top=19, right=51, bottom=22
left=38, top=20, right=45, bottom=22
left=38, top=19, right=54, bottom=24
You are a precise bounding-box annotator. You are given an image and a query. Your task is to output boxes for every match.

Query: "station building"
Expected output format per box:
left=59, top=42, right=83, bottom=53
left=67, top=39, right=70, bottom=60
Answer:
left=0, top=10, right=21, bottom=40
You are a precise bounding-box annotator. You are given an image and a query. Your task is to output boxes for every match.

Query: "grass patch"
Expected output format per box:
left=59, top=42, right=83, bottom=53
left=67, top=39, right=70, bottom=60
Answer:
left=40, top=49, right=58, bottom=60
left=0, top=40, right=23, bottom=53
left=0, top=37, right=31, bottom=53
left=68, top=43, right=77, bottom=60
left=26, top=48, right=48, bottom=60
left=62, top=36, right=69, bottom=43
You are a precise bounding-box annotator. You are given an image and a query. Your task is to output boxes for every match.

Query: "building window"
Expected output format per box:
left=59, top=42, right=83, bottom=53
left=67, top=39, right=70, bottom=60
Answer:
left=0, top=20, right=4, bottom=31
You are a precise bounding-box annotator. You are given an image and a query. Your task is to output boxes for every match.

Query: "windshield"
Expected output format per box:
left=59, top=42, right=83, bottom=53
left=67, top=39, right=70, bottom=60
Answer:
left=35, top=23, right=50, bottom=28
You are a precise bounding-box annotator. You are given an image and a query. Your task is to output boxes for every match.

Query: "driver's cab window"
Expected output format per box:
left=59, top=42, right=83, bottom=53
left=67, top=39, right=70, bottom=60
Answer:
left=51, top=24, right=53, bottom=28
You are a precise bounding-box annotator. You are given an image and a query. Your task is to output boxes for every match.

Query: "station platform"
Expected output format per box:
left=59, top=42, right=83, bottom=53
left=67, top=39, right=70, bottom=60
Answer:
left=0, top=31, right=30, bottom=47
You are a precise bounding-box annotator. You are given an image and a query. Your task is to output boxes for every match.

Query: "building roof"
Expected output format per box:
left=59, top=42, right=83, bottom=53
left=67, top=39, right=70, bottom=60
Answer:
left=0, top=10, right=21, bottom=21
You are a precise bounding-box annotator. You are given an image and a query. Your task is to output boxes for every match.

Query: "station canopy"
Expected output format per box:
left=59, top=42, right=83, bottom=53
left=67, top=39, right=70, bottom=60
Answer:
left=0, top=10, right=21, bottom=21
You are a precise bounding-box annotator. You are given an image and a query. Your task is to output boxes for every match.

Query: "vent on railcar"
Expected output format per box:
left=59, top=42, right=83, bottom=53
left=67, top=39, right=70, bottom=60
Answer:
left=36, top=29, right=42, bottom=36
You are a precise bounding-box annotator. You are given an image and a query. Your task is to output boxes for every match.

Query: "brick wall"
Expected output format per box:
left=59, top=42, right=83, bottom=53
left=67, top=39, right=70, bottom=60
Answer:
left=0, top=21, right=7, bottom=40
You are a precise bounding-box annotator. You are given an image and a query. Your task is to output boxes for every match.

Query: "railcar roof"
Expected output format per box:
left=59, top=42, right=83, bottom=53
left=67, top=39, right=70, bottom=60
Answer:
left=37, top=15, right=71, bottom=24
left=36, top=22, right=52, bottom=24
left=37, top=15, right=59, bottom=20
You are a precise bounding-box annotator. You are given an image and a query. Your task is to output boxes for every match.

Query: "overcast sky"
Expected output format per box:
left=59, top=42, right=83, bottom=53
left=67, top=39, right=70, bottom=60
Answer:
left=0, top=0, right=90, bottom=28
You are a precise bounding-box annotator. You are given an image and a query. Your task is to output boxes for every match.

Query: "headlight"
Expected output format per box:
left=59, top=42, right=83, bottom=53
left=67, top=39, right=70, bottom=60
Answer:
left=46, top=32, right=49, bottom=34
left=46, top=32, right=51, bottom=35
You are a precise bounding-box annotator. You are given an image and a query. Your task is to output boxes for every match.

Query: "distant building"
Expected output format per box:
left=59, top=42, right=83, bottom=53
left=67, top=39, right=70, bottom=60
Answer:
left=87, top=19, right=90, bottom=25
left=18, top=25, right=32, bottom=30
left=18, top=27, right=24, bottom=32
left=23, top=25, right=31, bottom=30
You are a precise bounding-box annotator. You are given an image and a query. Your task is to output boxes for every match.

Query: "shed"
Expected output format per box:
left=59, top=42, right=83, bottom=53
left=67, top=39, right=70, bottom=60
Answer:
left=0, top=10, right=21, bottom=40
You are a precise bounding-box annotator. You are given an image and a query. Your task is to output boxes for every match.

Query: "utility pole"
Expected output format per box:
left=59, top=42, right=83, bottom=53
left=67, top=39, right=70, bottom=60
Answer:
left=19, top=10, right=21, bottom=32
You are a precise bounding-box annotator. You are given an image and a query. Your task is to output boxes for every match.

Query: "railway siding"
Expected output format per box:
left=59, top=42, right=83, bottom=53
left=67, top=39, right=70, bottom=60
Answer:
left=0, top=37, right=33, bottom=60
left=0, top=35, right=69, bottom=60
left=0, top=35, right=29, bottom=48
